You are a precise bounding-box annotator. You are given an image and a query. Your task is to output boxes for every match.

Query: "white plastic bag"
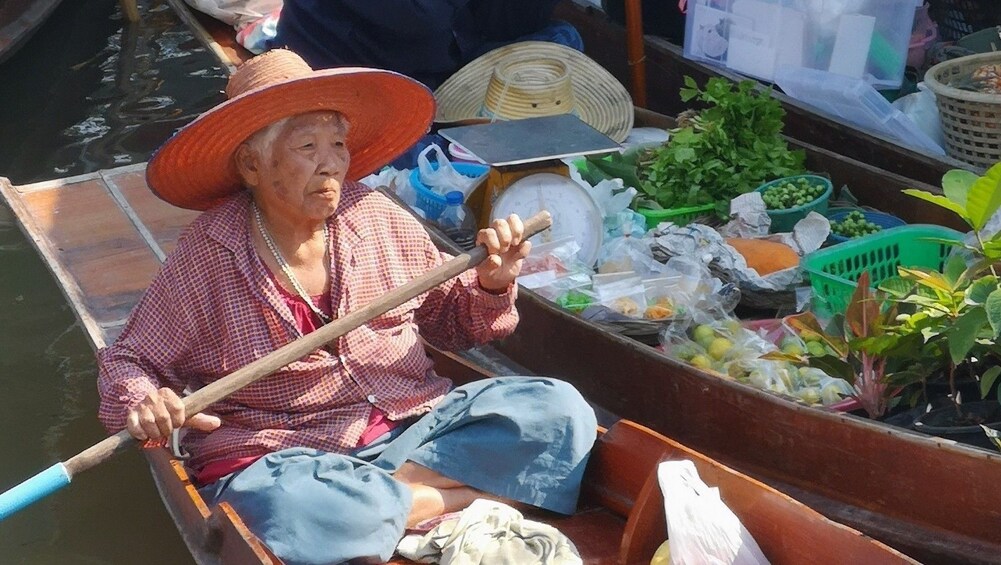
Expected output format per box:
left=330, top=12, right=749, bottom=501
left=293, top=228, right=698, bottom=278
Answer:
left=658, top=460, right=769, bottom=565
left=184, top=0, right=281, bottom=27
left=891, top=83, right=945, bottom=150
left=417, top=144, right=483, bottom=198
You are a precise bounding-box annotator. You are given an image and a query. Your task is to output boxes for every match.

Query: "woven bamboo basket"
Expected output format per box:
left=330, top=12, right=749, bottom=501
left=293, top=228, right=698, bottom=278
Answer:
left=925, top=51, right=1001, bottom=169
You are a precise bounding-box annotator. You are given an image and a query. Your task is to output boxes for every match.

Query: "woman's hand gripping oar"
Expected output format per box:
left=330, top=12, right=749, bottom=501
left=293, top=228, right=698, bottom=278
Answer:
left=0, top=210, right=552, bottom=521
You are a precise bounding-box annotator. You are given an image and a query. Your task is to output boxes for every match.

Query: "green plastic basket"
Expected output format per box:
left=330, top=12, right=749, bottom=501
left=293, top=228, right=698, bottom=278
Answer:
left=802, top=224, right=964, bottom=316
left=636, top=203, right=716, bottom=230
left=756, top=174, right=833, bottom=233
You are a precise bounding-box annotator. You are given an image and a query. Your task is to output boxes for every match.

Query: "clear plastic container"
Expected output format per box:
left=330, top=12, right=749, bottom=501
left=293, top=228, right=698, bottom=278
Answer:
left=437, top=191, right=478, bottom=250
left=683, top=0, right=917, bottom=88
left=774, top=67, right=945, bottom=155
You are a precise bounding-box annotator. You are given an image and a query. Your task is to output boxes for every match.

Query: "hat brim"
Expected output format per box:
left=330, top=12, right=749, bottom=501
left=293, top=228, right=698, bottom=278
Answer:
left=148, top=67, right=434, bottom=210
left=434, top=42, right=634, bottom=142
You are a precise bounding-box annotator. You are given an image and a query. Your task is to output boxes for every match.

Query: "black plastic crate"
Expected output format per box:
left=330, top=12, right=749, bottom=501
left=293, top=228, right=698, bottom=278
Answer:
left=927, top=0, right=1001, bottom=41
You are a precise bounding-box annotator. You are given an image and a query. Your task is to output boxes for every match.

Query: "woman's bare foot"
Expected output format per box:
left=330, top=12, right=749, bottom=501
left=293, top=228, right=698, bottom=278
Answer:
left=395, top=462, right=518, bottom=528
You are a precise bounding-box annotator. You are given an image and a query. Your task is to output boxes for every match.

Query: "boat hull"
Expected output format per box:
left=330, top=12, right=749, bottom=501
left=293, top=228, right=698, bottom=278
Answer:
left=0, top=0, right=62, bottom=64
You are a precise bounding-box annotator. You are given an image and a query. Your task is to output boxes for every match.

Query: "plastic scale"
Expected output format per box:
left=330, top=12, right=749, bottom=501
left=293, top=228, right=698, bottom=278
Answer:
left=438, top=115, right=620, bottom=267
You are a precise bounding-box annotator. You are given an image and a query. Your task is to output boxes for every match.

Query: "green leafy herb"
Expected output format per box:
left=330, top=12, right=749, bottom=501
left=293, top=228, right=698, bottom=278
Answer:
left=636, top=77, right=806, bottom=216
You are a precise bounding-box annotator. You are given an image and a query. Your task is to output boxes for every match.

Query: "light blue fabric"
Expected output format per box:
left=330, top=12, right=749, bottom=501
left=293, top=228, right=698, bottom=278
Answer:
left=200, top=377, right=596, bottom=565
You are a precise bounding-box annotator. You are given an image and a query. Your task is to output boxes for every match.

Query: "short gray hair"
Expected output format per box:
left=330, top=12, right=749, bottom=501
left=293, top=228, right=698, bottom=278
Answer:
left=241, top=116, right=291, bottom=162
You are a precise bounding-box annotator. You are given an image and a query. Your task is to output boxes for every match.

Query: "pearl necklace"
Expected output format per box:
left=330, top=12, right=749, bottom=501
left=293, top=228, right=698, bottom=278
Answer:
left=253, top=203, right=332, bottom=324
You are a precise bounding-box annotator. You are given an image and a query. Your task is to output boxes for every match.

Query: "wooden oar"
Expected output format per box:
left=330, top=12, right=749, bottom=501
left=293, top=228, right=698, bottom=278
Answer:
left=0, top=210, right=552, bottom=521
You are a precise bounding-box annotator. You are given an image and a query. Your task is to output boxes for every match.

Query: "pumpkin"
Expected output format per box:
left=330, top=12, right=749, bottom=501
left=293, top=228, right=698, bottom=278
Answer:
left=725, top=238, right=800, bottom=276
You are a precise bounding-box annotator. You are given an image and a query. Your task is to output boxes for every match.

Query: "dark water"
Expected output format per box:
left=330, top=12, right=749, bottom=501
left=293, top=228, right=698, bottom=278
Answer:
left=0, top=1, right=225, bottom=562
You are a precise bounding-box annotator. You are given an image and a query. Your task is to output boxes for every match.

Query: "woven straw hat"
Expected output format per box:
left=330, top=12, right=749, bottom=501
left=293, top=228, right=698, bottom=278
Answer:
left=148, top=49, right=434, bottom=210
left=434, top=42, right=633, bottom=142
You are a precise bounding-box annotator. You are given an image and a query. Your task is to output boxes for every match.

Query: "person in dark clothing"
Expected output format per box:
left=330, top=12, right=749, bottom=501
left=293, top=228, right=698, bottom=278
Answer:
left=270, top=0, right=583, bottom=89
left=603, top=0, right=687, bottom=44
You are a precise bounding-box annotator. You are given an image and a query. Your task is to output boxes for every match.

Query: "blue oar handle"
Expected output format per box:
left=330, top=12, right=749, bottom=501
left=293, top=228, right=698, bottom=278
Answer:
left=0, top=429, right=133, bottom=521
left=0, top=463, right=71, bottom=520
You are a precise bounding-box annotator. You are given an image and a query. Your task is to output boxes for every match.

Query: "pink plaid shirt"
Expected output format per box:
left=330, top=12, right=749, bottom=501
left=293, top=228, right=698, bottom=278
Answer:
left=97, top=183, right=518, bottom=471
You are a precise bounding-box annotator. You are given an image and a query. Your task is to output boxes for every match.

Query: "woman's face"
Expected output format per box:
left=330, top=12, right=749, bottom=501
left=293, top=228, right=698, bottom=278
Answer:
left=239, top=111, right=351, bottom=223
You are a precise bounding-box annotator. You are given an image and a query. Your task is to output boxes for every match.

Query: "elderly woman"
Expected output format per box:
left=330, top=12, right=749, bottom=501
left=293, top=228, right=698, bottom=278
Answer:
left=96, top=50, right=596, bottom=564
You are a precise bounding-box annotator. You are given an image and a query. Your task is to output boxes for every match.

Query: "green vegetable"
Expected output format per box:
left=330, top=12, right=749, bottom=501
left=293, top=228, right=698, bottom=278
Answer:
left=556, top=290, right=593, bottom=314
left=761, top=179, right=827, bottom=210
left=635, top=77, right=806, bottom=217
left=831, top=210, right=882, bottom=239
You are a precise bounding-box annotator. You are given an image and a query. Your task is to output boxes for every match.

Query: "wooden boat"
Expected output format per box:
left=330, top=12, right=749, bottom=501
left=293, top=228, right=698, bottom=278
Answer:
left=553, top=1, right=974, bottom=185
left=0, top=0, right=62, bottom=64
left=0, top=166, right=917, bottom=564
left=44, top=3, right=1001, bottom=562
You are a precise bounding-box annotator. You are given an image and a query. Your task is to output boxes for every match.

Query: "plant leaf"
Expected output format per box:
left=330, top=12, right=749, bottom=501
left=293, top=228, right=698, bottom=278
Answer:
left=965, top=163, right=1001, bottom=231
left=845, top=272, right=878, bottom=338
left=807, top=355, right=855, bottom=383
left=942, top=169, right=978, bottom=207
left=851, top=335, right=901, bottom=356
left=981, top=366, right=1001, bottom=399
left=986, top=288, right=1001, bottom=337
left=966, top=276, right=1000, bottom=305
left=785, top=312, right=848, bottom=357
left=886, top=369, right=930, bottom=387
left=898, top=267, right=955, bottom=294
left=943, top=254, right=968, bottom=288
left=878, top=276, right=914, bottom=298
left=760, top=351, right=806, bottom=364
left=948, top=307, right=988, bottom=365
left=902, top=189, right=971, bottom=224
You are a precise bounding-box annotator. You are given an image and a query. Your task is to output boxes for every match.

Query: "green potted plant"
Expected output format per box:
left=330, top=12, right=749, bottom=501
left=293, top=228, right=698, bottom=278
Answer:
left=774, top=272, right=927, bottom=419
left=895, top=163, right=1001, bottom=447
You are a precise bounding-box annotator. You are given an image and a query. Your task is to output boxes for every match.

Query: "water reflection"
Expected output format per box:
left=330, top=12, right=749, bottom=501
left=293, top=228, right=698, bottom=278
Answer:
left=0, top=0, right=225, bottom=562
left=0, top=0, right=226, bottom=183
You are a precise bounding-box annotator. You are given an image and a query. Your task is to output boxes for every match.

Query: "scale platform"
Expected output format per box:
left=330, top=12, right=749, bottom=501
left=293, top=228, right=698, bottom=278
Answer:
left=438, top=114, right=621, bottom=166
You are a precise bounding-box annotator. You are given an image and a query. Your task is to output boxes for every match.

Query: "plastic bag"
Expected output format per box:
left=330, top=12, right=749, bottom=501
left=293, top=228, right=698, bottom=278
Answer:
left=184, top=0, right=281, bottom=27
left=522, top=236, right=582, bottom=276
left=597, top=235, right=669, bottom=276
left=593, top=276, right=648, bottom=318
left=658, top=460, right=770, bottom=565
left=417, top=144, right=484, bottom=197
left=891, top=83, right=945, bottom=150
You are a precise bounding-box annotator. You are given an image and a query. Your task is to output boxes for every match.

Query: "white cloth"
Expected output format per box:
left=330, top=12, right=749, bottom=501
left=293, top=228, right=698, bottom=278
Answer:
left=396, top=499, right=582, bottom=565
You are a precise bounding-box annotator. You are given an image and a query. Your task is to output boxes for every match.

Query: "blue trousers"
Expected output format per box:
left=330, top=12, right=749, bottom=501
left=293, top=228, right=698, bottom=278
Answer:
left=199, top=377, right=597, bottom=565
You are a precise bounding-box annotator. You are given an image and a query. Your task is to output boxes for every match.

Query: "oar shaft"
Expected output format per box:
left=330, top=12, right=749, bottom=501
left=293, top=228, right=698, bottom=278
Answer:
left=182, top=210, right=550, bottom=416
left=1, top=210, right=551, bottom=522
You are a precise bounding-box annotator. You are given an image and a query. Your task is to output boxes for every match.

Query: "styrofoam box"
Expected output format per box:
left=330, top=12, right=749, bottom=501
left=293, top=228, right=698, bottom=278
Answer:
left=683, top=0, right=917, bottom=89
left=774, top=67, right=945, bottom=156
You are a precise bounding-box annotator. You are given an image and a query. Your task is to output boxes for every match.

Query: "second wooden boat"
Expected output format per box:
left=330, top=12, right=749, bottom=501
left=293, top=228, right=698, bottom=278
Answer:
left=0, top=0, right=62, bottom=64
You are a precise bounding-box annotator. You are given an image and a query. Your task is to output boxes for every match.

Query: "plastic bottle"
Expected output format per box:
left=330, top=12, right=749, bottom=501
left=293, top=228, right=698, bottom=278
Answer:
left=437, top=191, right=477, bottom=250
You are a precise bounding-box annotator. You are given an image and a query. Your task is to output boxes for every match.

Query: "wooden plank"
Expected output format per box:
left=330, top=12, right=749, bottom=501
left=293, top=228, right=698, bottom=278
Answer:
left=163, top=0, right=244, bottom=72
left=18, top=180, right=162, bottom=328
left=105, top=166, right=201, bottom=256
left=2, top=178, right=112, bottom=348
left=0, top=165, right=190, bottom=348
